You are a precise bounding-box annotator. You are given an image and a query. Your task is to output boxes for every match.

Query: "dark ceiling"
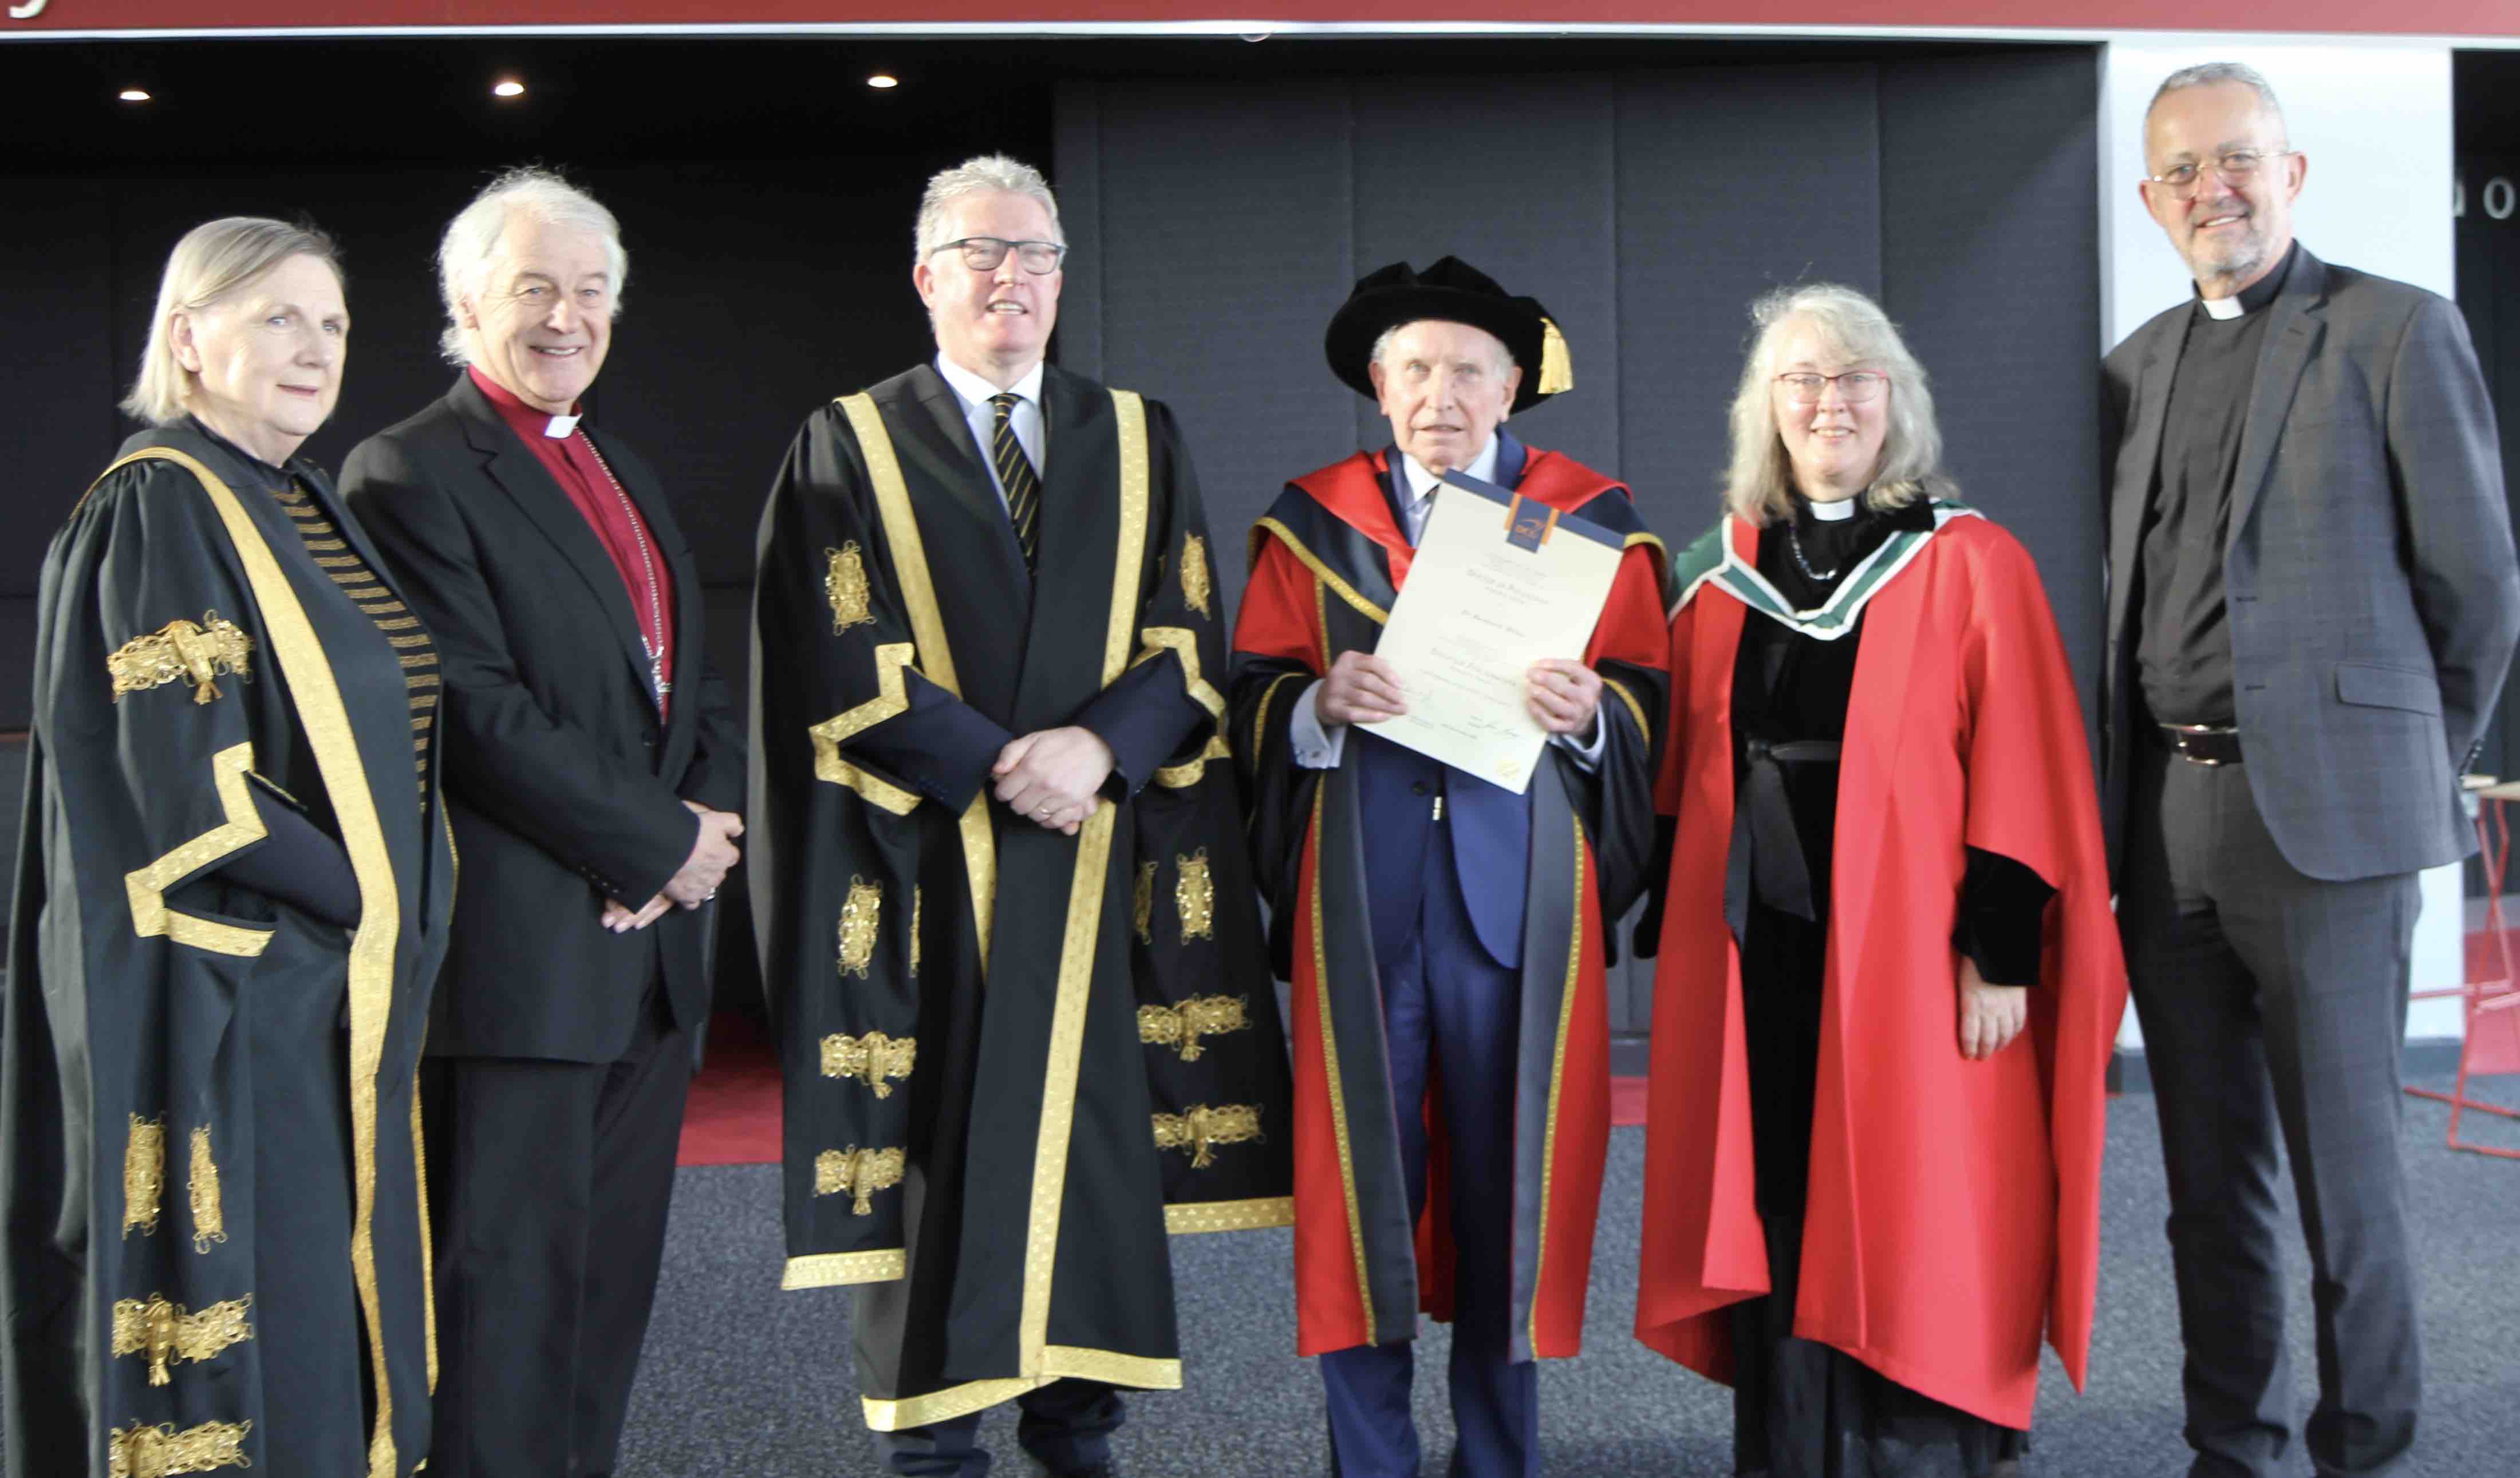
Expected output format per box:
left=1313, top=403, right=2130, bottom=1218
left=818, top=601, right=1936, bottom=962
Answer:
left=5, top=31, right=2041, bottom=174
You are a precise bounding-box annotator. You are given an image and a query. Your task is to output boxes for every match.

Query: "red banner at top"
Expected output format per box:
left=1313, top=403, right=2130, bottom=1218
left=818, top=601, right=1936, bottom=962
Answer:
left=3, top=0, right=2515, bottom=39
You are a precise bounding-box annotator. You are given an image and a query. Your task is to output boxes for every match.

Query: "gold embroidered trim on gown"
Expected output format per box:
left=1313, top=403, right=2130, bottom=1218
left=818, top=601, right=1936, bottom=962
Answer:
left=836, top=877, right=882, bottom=978
left=821, top=1031, right=916, bottom=1098
left=123, top=1116, right=166, bottom=1237
left=107, top=613, right=253, bottom=706
left=111, top=1294, right=254, bottom=1385
left=1180, top=532, right=1212, bottom=618
left=1150, top=1103, right=1264, bottom=1169
left=1136, top=995, right=1248, bottom=1062
left=107, top=1418, right=252, bottom=1477
left=187, top=1126, right=225, bottom=1252
left=1173, top=849, right=1214, bottom=941
left=814, top=1145, right=906, bottom=1215
left=1163, top=1196, right=1296, bottom=1235
left=825, top=542, right=876, bottom=632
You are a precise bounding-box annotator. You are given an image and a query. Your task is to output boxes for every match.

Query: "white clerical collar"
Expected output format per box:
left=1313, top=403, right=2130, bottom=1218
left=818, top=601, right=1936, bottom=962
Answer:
left=1807, top=495, right=1858, bottom=522
left=543, top=413, right=581, bottom=438
left=934, top=353, right=1046, bottom=412
left=1401, top=438, right=1501, bottom=500
left=2199, top=294, right=2246, bottom=321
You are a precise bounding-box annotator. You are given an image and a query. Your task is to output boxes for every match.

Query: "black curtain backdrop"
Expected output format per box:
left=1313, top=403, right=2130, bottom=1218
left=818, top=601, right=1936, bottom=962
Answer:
left=3, top=37, right=2103, bottom=1036
left=1055, top=49, right=2104, bottom=1034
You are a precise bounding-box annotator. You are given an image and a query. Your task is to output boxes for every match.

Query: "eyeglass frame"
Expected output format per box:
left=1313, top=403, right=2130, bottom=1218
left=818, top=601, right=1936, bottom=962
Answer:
left=1772, top=369, right=1891, bottom=405
left=2142, top=148, right=2300, bottom=199
left=929, top=236, right=1070, bottom=274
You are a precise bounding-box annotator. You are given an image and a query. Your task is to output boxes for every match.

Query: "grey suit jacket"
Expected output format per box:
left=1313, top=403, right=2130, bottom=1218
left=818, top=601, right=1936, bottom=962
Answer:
left=2100, top=247, right=2520, bottom=884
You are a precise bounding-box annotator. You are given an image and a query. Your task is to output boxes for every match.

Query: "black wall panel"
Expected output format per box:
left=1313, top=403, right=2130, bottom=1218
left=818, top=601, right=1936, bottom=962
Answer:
left=1882, top=52, right=2104, bottom=701
left=1613, top=63, right=1884, bottom=534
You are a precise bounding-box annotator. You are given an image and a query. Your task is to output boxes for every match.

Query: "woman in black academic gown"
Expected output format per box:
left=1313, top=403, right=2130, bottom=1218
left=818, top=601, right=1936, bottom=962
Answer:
left=2, top=218, right=454, bottom=1478
left=1636, top=285, right=2125, bottom=1476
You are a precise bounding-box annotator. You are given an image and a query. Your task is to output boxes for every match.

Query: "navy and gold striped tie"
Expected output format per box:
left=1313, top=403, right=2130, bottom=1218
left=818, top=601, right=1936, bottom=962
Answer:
left=989, top=392, right=1040, bottom=570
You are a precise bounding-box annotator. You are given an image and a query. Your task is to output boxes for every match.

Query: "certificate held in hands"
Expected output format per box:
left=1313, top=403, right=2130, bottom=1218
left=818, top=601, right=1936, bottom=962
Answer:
left=1373, top=470, right=1627, bottom=794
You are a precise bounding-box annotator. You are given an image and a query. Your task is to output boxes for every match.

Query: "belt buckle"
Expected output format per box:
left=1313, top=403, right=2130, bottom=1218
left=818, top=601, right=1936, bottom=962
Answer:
left=2163, top=722, right=2234, bottom=766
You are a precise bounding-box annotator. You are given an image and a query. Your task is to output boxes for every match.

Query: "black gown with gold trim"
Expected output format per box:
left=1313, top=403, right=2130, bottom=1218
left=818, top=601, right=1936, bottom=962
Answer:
left=2, top=423, right=454, bottom=1478
left=749, top=363, right=1292, bottom=1433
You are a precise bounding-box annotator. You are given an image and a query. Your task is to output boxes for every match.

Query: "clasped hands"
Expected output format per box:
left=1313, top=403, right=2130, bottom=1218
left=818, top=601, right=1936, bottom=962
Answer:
left=992, top=726, right=1115, bottom=835
left=1318, top=649, right=1600, bottom=734
left=603, top=800, right=744, bottom=933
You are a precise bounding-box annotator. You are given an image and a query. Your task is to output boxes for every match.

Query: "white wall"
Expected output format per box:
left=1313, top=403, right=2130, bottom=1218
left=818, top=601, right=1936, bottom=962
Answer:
left=2099, top=36, right=2468, bottom=1045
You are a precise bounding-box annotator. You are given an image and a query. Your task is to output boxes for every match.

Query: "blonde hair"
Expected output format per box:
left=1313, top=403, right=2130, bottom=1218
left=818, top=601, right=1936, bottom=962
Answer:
left=123, top=216, right=342, bottom=425
left=1721, top=283, right=1951, bottom=526
left=437, top=166, right=628, bottom=364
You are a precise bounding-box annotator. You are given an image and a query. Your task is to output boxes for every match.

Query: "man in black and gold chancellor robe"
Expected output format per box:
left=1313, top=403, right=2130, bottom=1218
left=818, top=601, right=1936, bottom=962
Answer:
left=751, top=154, right=1291, bottom=1478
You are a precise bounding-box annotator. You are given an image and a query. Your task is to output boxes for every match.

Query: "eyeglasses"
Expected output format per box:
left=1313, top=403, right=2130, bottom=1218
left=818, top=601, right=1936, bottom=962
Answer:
left=931, top=237, right=1067, bottom=274
left=1773, top=371, right=1889, bottom=405
left=2143, top=148, right=2297, bottom=199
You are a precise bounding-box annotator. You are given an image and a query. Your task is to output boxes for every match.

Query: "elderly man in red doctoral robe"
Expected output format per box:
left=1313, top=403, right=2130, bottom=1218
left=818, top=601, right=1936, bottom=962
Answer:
left=1635, top=283, right=2125, bottom=1477
left=1230, top=258, right=1670, bottom=1478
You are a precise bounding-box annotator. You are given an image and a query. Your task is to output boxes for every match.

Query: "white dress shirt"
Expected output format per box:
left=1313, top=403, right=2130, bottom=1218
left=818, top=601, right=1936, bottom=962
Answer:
left=1289, top=438, right=1605, bottom=770
left=933, top=354, right=1046, bottom=510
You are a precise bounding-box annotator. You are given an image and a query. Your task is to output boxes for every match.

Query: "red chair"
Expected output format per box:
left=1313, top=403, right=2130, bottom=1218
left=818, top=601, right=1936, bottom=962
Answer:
left=2407, top=776, right=2520, bottom=1158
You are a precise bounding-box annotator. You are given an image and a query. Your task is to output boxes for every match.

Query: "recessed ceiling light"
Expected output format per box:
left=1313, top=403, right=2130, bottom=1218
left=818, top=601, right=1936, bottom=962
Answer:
left=866, top=73, right=899, bottom=90
left=118, top=88, right=152, bottom=103
left=492, top=78, right=526, bottom=98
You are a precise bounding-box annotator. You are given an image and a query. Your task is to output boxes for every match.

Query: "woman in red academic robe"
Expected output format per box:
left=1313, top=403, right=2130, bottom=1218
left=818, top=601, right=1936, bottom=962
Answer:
left=1634, top=283, right=2126, bottom=1477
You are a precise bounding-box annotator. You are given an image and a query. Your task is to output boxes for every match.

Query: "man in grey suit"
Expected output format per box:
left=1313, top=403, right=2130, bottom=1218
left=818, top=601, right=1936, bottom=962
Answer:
left=2103, top=62, right=2520, bottom=1478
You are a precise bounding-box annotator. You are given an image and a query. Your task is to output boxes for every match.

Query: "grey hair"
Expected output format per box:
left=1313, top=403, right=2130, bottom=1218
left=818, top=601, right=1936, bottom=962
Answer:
left=1369, top=320, right=1516, bottom=381
left=2146, top=61, right=2289, bottom=143
left=913, top=154, right=1063, bottom=264
left=436, top=166, right=628, bottom=365
left=124, top=217, right=343, bottom=426
left=1721, top=283, right=1951, bottom=527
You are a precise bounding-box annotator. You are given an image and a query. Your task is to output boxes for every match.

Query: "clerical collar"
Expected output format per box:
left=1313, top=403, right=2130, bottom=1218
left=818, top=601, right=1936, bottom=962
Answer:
left=934, top=353, right=1045, bottom=413
left=1401, top=439, right=1500, bottom=499
left=2195, top=240, right=2297, bottom=321
left=468, top=364, right=583, bottom=438
left=1805, top=495, right=1858, bottom=522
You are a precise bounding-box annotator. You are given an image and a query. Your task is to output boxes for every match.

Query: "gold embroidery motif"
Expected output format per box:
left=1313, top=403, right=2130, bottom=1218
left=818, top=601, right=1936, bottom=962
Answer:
left=1150, top=1103, right=1265, bottom=1169
left=107, top=613, right=253, bottom=706
left=108, top=1419, right=252, bottom=1477
left=825, top=542, right=876, bottom=633
left=1181, top=533, right=1213, bottom=619
left=837, top=877, right=882, bottom=979
left=813, top=1145, right=907, bottom=1215
left=123, top=1116, right=165, bottom=1237
left=1173, top=849, right=1214, bottom=942
left=1137, top=995, right=1250, bottom=1063
left=821, top=1031, right=917, bottom=1098
left=111, top=1294, right=255, bottom=1386
left=910, top=886, right=922, bottom=977
left=1134, top=860, right=1157, bottom=944
left=187, top=1126, right=226, bottom=1252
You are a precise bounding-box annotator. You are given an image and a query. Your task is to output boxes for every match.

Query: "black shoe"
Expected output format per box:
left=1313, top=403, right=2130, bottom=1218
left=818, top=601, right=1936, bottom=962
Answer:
left=1031, top=1464, right=1118, bottom=1478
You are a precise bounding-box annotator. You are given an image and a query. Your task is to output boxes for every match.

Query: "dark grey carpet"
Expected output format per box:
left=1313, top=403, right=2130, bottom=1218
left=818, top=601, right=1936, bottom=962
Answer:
left=619, top=1075, right=2520, bottom=1476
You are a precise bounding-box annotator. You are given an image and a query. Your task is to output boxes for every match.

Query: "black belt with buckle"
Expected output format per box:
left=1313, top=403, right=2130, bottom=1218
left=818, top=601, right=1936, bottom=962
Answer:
left=2158, top=722, right=2243, bottom=766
